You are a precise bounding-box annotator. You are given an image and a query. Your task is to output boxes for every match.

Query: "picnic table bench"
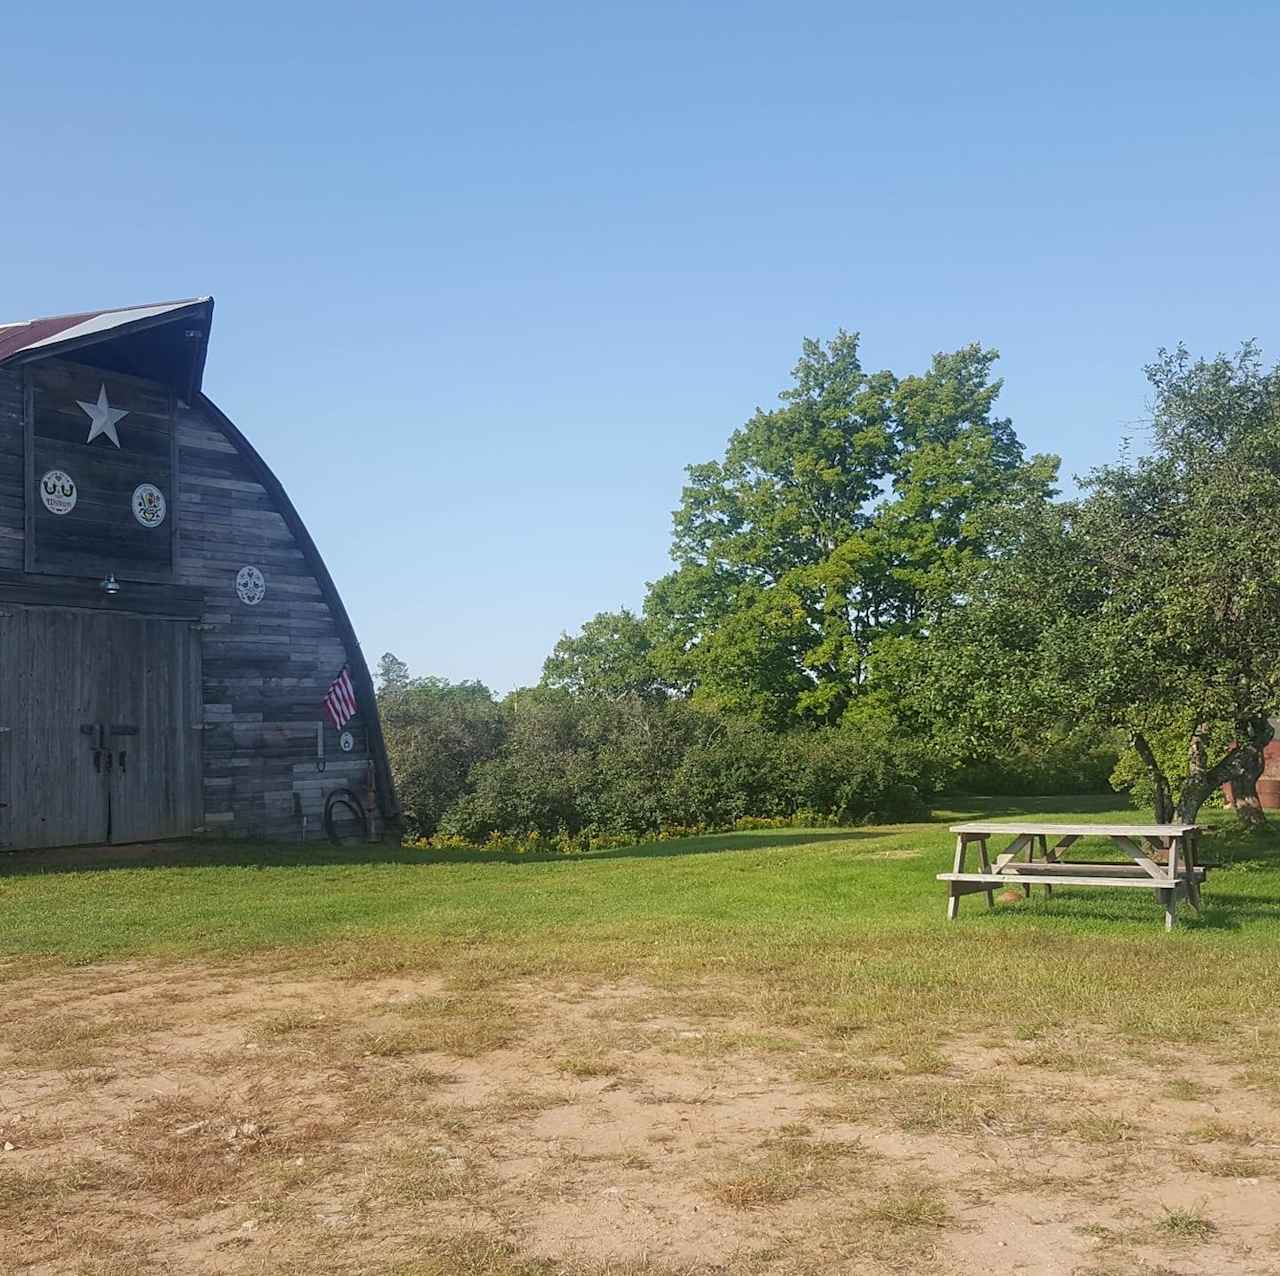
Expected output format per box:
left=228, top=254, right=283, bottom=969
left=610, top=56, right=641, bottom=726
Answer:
left=938, top=822, right=1205, bottom=930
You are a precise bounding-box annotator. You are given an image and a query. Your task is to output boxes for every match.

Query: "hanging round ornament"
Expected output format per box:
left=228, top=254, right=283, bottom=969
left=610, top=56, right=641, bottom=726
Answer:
left=39, top=469, right=77, bottom=515
left=131, top=483, right=167, bottom=528
left=235, top=565, right=266, bottom=606
left=339, top=730, right=355, bottom=753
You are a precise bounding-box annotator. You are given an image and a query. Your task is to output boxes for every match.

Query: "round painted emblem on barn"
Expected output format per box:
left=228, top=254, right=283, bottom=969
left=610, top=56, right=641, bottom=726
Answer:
left=339, top=730, right=355, bottom=753
left=131, top=483, right=167, bottom=528
left=236, top=565, right=266, bottom=606
left=39, top=469, right=77, bottom=515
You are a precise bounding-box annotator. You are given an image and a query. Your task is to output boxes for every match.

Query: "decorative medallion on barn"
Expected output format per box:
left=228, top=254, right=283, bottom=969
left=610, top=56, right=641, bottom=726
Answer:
left=77, top=383, right=129, bottom=447
left=39, top=469, right=77, bottom=515
left=235, top=565, right=266, bottom=605
left=131, top=483, right=167, bottom=528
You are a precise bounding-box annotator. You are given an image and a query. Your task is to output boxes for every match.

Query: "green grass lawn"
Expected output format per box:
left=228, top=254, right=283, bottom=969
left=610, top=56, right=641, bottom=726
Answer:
left=4, top=795, right=1280, bottom=1276
left=3, top=795, right=1279, bottom=1065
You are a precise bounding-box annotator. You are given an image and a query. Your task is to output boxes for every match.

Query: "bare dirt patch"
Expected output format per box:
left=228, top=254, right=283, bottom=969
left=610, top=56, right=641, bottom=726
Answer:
left=2, top=960, right=1278, bottom=1275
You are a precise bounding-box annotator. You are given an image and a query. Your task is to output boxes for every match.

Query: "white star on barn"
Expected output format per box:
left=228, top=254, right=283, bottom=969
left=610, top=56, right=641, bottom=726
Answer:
left=77, top=383, right=129, bottom=447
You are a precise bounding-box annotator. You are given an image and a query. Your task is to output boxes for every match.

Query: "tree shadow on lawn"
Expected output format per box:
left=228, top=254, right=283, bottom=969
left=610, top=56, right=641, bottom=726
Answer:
left=929, top=793, right=1134, bottom=821
left=961, top=887, right=1280, bottom=933
left=1200, top=824, right=1280, bottom=871
left=0, top=828, right=880, bottom=878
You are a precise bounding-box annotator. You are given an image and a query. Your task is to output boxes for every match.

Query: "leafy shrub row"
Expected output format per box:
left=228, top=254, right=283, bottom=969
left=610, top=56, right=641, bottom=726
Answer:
left=946, top=735, right=1120, bottom=796
left=428, top=691, right=931, bottom=841
left=406, top=813, right=830, bottom=856
left=380, top=679, right=1116, bottom=843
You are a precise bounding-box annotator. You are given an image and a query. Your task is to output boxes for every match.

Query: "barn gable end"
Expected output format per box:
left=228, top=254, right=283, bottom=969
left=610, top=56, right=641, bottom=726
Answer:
left=0, top=300, right=398, bottom=849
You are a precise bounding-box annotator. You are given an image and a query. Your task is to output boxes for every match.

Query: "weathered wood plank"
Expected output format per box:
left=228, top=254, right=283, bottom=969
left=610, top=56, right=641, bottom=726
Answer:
left=938, top=873, right=1190, bottom=889
left=951, top=822, right=1200, bottom=836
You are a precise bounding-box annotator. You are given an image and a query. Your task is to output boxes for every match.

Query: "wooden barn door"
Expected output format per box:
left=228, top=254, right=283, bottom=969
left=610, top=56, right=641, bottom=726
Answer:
left=106, top=616, right=202, bottom=843
left=0, top=607, right=114, bottom=848
left=0, top=607, right=202, bottom=849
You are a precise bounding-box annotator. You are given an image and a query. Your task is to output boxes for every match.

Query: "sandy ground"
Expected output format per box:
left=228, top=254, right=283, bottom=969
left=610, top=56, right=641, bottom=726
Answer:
left=2, top=958, right=1278, bottom=1275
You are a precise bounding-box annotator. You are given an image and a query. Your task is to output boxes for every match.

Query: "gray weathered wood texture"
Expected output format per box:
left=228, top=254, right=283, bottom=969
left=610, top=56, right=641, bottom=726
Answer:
left=0, top=607, right=203, bottom=848
left=27, top=363, right=176, bottom=581
left=939, top=823, right=1204, bottom=931
left=0, top=605, right=113, bottom=848
left=950, top=821, right=1199, bottom=837
left=0, top=356, right=394, bottom=847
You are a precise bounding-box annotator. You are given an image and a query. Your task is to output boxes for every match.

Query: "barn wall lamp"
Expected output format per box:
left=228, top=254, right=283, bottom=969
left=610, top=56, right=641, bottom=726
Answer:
left=100, top=574, right=120, bottom=595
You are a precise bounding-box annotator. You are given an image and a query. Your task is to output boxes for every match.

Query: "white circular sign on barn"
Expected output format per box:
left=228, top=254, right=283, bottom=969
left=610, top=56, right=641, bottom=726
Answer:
left=235, top=565, right=266, bottom=606
left=131, top=483, right=166, bottom=528
left=39, top=469, right=77, bottom=515
left=339, top=730, right=355, bottom=752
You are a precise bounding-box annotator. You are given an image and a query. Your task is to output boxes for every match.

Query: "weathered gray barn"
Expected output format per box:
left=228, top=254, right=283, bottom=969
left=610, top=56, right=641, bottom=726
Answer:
left=0, top=298, right=398, bottom=849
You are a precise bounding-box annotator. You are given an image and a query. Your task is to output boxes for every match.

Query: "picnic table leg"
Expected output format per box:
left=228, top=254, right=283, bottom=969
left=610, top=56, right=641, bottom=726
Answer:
left=1021, top=836, right=1034, bottom=898
left=1163, top=837, right=1181, bottom=930
left=947, top=834, right=967, bottom=920
left=1039, top=835, right=1053, bottom=897
left=977, top=836, right=995, bottom=909
left=1184, top=831, right=1203, bottom=914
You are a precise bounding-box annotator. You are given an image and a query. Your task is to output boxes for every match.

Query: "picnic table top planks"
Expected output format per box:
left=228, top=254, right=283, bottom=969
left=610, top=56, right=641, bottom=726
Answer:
left=949, top=821, right=1200, bottom=837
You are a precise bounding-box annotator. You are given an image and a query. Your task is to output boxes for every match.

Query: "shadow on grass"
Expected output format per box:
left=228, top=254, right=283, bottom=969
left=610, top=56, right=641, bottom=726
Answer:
left=929, top=793, right=1130, bottom=821
left=0, top=828, right=878, bottom=878
left=955, top=887, right=1280, bottom=932
left=1200, top=823, right=1280, bottom=872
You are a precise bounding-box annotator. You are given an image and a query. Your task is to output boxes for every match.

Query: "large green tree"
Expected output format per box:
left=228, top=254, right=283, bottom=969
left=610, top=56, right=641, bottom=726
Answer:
left=916, top=343, right=1280, bottom=825
left=541, top=608, right=664, bottom=701
left=641, top=331, right=1056, bottom=725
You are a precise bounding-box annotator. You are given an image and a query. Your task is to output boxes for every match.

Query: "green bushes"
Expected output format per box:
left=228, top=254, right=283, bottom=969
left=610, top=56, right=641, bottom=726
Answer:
left=946, top=729, right=1119, bottom=797
left=783, top=726, right=931, bottom=823
left=435, top=694, right=932, bottom=842
left=378, top=676, right=508, bottom=838
left=378, top=670, right=1117, bottom=845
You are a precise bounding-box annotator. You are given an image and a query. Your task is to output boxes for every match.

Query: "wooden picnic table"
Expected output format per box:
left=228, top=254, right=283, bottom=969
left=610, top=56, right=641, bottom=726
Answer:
left=937, top=822, right=1205, bottom=930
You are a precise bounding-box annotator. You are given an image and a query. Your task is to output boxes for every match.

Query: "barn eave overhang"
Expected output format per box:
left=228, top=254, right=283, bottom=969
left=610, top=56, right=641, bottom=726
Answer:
left=0, top=297, right=215, bottom=404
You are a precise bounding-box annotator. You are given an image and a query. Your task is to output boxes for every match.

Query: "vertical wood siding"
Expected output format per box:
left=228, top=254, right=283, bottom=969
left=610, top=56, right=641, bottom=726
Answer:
left=0, top=368, right=25, bottom=570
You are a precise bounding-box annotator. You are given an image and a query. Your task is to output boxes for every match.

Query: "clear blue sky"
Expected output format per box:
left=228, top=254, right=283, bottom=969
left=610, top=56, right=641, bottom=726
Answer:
left=5, top=3, right=1277, bottom=690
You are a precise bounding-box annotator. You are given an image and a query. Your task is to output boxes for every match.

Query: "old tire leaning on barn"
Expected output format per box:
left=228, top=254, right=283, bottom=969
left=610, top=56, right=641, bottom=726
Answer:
left=324, top=787, right=371, bottom=846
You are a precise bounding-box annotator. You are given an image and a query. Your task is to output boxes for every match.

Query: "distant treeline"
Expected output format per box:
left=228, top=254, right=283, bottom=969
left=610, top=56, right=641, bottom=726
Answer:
left=379, top=330, right=1280, bottom=839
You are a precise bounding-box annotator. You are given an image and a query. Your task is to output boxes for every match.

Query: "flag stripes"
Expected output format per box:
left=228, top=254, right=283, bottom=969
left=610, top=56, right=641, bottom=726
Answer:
left=324, top=665, right=358, bottom=730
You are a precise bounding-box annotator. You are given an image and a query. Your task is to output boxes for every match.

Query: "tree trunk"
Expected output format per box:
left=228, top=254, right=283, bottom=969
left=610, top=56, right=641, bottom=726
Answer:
left=1224, top=717, right=1271, bottom=829
left=1230, top=766, right=1267, bottom=829
left=1175, top=717, right=1272, bottom=828
left=1176, top=726, right=1216, bottom=826
left=1131, top=731, right=1174, bottom=823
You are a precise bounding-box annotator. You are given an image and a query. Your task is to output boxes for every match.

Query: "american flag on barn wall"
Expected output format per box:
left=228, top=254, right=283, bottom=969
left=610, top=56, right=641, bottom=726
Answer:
left=324, top=665, right=358, bottom=731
